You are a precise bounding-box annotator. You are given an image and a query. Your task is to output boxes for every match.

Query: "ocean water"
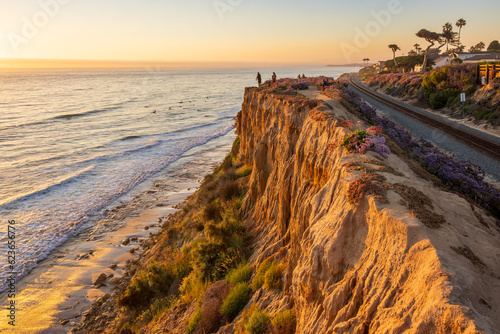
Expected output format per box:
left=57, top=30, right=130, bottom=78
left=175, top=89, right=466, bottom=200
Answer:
left=0, top=66, right=359, bottom=288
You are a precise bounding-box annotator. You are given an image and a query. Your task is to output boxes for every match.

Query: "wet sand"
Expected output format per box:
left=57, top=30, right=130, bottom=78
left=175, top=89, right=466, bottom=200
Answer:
left=0, top=131, right=235, bottom=334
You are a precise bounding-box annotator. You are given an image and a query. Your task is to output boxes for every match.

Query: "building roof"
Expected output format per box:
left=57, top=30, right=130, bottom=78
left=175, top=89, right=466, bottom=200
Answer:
left=463, top=54, right=500, bottom=62
left=434, top=57, right=449, bottom=63
left=428, top=54, right=442, bottom=61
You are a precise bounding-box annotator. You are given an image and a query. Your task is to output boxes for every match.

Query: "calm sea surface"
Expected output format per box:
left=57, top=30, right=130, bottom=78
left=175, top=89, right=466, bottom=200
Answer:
left=0, top=66, right=359, bottom=288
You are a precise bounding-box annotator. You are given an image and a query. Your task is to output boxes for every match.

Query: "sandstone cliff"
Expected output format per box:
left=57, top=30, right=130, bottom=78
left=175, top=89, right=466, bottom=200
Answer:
left=235, top=87, right=500, bottom=334
left=82, top=85, right=500, bottom=334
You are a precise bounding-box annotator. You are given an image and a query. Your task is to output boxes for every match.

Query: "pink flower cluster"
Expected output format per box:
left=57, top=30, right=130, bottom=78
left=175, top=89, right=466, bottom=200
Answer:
left=368, top=73, right=423, bottom=89
left=340, top=121, right=390, bottom=158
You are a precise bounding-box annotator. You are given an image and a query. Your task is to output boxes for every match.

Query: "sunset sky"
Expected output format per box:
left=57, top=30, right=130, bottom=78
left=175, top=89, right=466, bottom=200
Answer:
left=0, top=0, right=499, bottom=68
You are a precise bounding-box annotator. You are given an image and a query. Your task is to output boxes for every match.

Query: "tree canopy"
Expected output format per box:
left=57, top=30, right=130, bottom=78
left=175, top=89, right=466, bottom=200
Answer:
left=416, top=29, right=445, bottom=72
left=442, top=22, right=458, bottom=52
left=388, top=44, right=401, bottom=65
left=487, top=40, right=500, bottom=51
left=385, top=55, right=434, bottom=72
left=469, top=42, right=485, bottom=52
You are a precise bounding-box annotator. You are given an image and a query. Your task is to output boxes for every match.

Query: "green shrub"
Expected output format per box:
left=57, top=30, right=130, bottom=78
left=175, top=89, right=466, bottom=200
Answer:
left=135, top=296, right=178, bottom=324
left=428, top=89, right=459, bottom=109
left=186, top=307, right=202, bottom=334
left=118, top=262, right=175, bottom=310
left=422, top=66, right=448, bottom=92
left=219, top=179, right=241, bottom=201
left=251, top=260, right=286, bottom=291
left=231, top=137, right=241, bottom=156
left=171, top=251, right=192, bottom=281
left=238, top=166, right=253, bottom=178
left=245, top=307, right=271, bottom=334
left=203, top=200, right=222, bottom=222
left=179, top=271, right=208, bottom=303
left=272, top=309, right=297, bottom=334
left=225, top=263, right=253, bottom=284
left=251, top=260, right=273, bottom=290
left=220, top=282, right=251, bottom=321
left=151, top=296, right=178, bottom=322
left=429, top=93, right=447, bottom=109
left=263, top=262, right=286, bottom=290
left=192, top=204, right=248, bottom=281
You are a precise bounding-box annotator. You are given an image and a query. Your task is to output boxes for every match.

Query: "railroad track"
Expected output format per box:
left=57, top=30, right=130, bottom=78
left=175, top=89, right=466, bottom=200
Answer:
left=348, top=76, right=500, bottom=161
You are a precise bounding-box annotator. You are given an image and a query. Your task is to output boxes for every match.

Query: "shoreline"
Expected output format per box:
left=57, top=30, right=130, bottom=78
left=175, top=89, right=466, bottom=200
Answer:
left=0, top=131, right=235, bottom=334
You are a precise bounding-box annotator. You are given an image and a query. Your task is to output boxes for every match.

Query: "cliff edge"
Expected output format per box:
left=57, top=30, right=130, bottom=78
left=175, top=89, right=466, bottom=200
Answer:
left=236, top=86, right=500, bottom=333
left=80, top=84, right=500, bottom=334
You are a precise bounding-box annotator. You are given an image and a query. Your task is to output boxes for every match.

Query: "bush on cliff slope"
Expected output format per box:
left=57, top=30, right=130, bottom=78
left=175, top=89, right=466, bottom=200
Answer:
left=237, top=304, right=271, bottom=334
left=220, top=282, right=251, bottom=321
left=272, top=309, right=297, bottom=334
left=226, top=263, right=253, bottom=284
left=115, top=137, right=255, bottom=332
left=251, top=259, right=286, bottom=291
left=118, top=261, right=176, bottom=309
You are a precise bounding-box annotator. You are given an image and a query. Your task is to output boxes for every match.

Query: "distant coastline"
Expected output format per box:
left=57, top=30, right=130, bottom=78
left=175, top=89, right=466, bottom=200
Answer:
left=327, top=63, right=366, bottom=67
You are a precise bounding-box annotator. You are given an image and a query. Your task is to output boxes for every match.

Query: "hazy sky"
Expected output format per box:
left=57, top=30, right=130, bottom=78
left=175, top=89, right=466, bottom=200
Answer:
left=0, top=0, right=499, bottom=67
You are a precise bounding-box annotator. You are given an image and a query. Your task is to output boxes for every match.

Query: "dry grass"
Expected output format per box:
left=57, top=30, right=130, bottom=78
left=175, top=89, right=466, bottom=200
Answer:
left=392, top=184, right=446, bottom=228
left=219, top=179, right=242, bottom=201
left=345, top=162, right=389, bottom=205
left=272, top=309, right=296, bottom=334
left=451, top=246, right=487, bottom=272
left=471, top=204, right=488, bottom=228
left=193, top=280, right=232, bottom=334
left=237, top=304, right=271, bottom=334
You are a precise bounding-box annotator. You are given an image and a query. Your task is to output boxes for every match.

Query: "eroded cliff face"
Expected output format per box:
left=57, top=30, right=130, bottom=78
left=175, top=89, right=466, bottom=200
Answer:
left=236, top=87, right=500, bottom=334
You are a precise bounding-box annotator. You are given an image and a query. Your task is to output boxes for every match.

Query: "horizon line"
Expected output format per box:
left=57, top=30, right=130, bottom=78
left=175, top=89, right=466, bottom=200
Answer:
left=0, top=58, right=355, bottom=70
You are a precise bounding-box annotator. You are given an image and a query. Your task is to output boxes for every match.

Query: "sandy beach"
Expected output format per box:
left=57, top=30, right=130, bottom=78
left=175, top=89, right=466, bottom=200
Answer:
left=0, top=131, right=235, bottom=334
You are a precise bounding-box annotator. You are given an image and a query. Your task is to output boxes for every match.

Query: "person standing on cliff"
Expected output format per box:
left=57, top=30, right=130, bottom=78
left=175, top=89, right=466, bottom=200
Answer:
left=256, top=72, right=262, bottom=87
left=272, top=72, right=277, bottom=84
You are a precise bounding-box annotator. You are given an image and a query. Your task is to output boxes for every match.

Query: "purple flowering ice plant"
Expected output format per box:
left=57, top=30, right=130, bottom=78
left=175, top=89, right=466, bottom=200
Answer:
left=340, top=120, right=391, bottom=158
left=333, top=80, right=500, bottom=219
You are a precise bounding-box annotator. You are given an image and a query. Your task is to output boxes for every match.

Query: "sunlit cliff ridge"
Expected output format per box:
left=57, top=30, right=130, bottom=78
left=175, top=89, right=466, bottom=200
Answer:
left=82, top=84, right=500, bottom=334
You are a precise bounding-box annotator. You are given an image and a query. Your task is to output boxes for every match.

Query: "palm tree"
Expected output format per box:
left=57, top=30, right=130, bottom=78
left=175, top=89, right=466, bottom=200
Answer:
left=456, top=18, right=466, bottom=46
left=362, top=58, right=370, bottom=66
left=388, top=44, right=401, bottom=66
left=469, top=41, right=485, bottom=53
left=442, top=22, right=455, bottom=52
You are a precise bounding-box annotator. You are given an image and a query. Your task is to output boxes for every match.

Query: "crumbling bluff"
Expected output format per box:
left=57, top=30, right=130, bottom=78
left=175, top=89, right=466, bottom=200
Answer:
left=235, top=87, right=500, bottom=333
left=83, top=86, right=500, bottom=334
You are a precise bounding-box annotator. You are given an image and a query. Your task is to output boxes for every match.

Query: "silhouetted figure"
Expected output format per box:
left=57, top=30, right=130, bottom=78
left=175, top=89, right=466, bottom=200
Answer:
left=322, top=78, right=330, bottom=91
left=302, top=74, right=306, bottom=79
left=272, top=72, right=277, bottom=83
left=256, top=72, right=262, bottom=87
